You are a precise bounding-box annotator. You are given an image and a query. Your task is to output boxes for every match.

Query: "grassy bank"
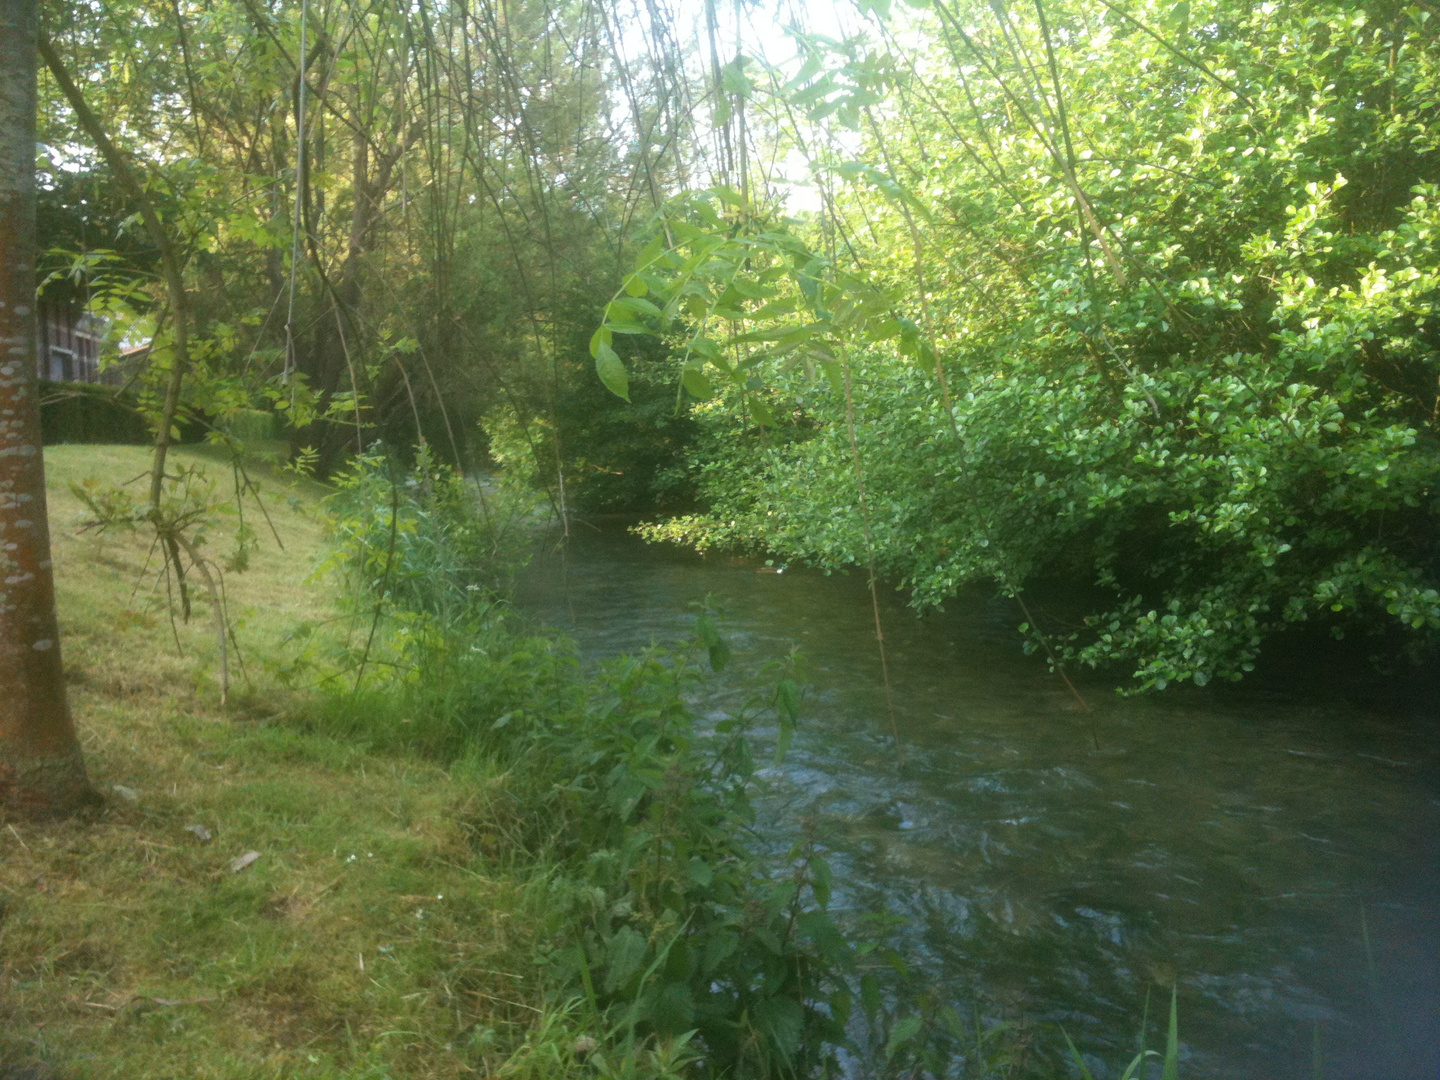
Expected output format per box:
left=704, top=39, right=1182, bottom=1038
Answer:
left=0, top=446, right=553, bottom=1079
left=1, top=445, right=852, bottom=1080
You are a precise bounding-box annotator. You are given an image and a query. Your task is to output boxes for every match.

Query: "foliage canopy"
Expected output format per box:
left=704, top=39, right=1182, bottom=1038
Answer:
left=613, top=0, right=1440, bottom=690
left=33, top=0, right=1440, bottom=688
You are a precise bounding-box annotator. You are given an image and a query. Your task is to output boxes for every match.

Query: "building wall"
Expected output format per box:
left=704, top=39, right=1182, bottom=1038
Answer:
left=35, top=300, right=107, bottom=384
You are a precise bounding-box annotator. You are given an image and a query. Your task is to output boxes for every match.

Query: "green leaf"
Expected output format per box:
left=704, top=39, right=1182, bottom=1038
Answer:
left=636, top=232, right=665, bottom=270
left=734, top=322, right=821, bottom=345
left=775, top=710, right=794, bottom=765
left=682, top=366, right=714, bottom=400
left=860, top=974, right=881, bottom=1022
left=810, top=854, right=831, bottom=907
left=720, top=57, right=751, bottom=98
left=623, top=274, right=649, bottom=297
left=885, top=1016, right=923, bottom=1058
left=788, top=54, right=823, bottom=89
left=774, top=677, right=800, bottom=763
left=604, top=319, right=651, bottom=335
left=595, top=341, right=630, bottom=401
left=602, top=925, right=650, bottom=993
left=748, top=396, right=778, bottom=427
left=652, top=980, right=696, bottom=1034
left=701, top=931, right=739, bottom=974
left=791, top=75, right=835, bottom=106
left=1161, top=986, right=1180, bottom=1080
left=754, top=996, right=803, bottom=1058
left=696, top=613, right=730, bottom=671
left=610, top=295, right=662, bottom=319
left=776, top=678, right=800, bottom=722
left=1062, top=1028, right=1098, bottom=1080
left=1118, top=1049, right=1152, bottom=1080
left=588, top=324, right=612, bottom=360
left=1169, top=0, right=1191, bottom=36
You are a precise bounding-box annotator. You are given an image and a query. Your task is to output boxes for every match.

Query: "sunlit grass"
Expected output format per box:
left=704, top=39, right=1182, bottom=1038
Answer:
left=0, top=446, right=550, bottom=1078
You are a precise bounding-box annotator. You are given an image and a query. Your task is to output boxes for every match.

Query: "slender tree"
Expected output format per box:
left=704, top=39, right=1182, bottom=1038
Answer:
left=0, top=0, right=95, bottom=817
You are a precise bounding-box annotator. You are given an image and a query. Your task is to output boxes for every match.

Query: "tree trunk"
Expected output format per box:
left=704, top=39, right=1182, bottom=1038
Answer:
left=0, top=0, right=96, bottom=817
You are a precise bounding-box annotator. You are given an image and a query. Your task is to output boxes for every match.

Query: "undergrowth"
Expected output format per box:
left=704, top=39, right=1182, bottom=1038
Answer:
left=303, top=449, right=866, bottom=1079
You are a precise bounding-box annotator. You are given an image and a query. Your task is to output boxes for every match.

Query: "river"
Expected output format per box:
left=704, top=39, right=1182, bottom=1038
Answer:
left=514, top=523, right=1440, bottom=1078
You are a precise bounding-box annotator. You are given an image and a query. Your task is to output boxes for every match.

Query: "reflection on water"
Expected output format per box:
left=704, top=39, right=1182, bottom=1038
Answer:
left=515, top=525, right=1440, bottom=1078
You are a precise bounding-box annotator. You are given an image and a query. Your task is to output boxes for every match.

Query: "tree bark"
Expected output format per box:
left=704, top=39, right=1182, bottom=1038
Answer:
left=0, top=0, right=96, bottom=817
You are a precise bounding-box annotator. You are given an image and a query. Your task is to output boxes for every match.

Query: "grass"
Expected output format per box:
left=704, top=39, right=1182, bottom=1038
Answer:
left=0, top=445, right=557, bottom=1079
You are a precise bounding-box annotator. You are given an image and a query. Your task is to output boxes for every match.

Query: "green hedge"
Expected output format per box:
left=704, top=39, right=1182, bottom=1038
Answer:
left=39, top=381, right=150, bottom=445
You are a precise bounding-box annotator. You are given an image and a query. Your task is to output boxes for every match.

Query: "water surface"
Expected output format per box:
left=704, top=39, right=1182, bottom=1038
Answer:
left=515, top=525, right=1440, bottom=1078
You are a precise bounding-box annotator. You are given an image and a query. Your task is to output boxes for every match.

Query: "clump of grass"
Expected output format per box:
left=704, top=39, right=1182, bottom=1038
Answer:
left=1064, top=987, right=1181, bottom=1080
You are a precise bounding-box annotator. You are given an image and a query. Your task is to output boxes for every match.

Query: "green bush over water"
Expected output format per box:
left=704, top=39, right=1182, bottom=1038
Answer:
left=621, top=0, right=1440, bottom=693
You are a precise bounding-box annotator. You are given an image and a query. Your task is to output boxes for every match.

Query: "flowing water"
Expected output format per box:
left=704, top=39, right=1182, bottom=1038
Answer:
left=515, top=524, right=1440, bottom=1078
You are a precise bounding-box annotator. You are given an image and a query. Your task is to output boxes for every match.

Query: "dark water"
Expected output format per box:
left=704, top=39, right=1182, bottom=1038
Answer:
left=515, top=525, right=1440, bottom=1078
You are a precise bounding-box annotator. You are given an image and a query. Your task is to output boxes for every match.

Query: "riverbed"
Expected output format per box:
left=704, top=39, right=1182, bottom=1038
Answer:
left=515, top=524, right=1440, bottom=1078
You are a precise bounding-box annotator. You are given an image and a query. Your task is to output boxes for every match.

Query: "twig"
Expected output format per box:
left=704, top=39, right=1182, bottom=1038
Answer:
left=1097, top=329, right=1161, bottom=420
left=172, top=532, right=228, bottom=705
left=1012, top=591, right=1098, bottom=749
left=218, top=568, right=251, bottom=686
left=234, top=456, right=284, bottom=550
left=354, top=468, right=401, bottom=692
left=465, top=989, right=542, bottom=1014
left=840, top=355, right=905, bottom=769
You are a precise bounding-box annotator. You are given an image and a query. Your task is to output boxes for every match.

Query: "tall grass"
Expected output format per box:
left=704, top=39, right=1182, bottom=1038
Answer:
left=1065, top=987, right=1180, bottom=1080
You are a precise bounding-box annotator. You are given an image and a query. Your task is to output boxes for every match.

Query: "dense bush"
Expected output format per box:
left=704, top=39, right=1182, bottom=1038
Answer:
left=625, top=0, right=1440, bottom=691
left=39, top=381, right=152, bottom=445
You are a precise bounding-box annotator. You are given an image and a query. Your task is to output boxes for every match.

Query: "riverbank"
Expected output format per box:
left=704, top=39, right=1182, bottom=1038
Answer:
left=11, top=446, right=1436, bottom=1078
left=1, top=446, right=851, bottom=1080
left=0, top=446, right=558, bottom=1078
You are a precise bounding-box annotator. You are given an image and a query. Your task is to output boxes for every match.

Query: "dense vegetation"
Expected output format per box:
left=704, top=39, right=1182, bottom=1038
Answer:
left=612, top=0, right=1440, bottom=691
left=14, top=0, right=1438, bottom=1073
left=37, top=0, right=1440, bottom=691
left=301, top=453, right=867, bottom=1078
left=2, top=447, right=850, bottom=1079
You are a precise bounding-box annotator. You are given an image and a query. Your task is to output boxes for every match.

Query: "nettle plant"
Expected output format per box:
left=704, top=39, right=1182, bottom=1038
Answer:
left=527, top=640, right=867, bottom=1080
